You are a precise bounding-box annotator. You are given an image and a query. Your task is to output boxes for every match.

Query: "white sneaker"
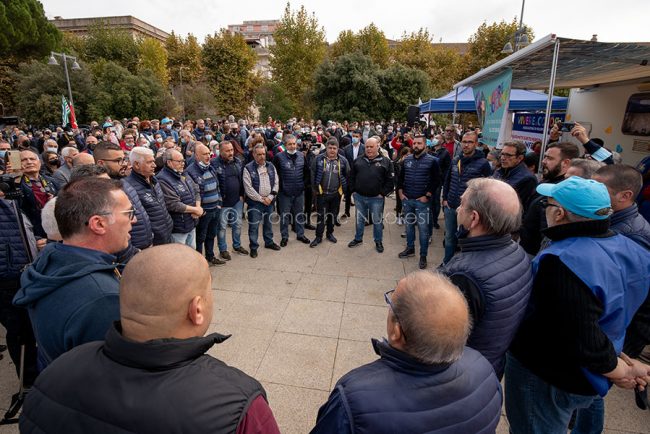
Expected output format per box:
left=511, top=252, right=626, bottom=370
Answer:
left=397, top=216, right=404, bottom=226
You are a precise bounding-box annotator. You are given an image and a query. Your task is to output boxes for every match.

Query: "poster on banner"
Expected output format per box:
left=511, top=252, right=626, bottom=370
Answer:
left=511, top=113, right=565, bottom=151
left=473, top=68, right=512, bottom=148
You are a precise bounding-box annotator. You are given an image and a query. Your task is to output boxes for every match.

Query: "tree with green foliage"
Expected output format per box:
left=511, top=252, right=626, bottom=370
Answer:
left=464, top=19, right=534, bottom=77
left=378, top=64, right=430, bottom=121
left=270, top=2, right=327, bottom=116
left=82, top=22, right=140, bottom=73
left=313, top=53, right=382, bottom=122
left=391, top=29, right=463, bottom=96
left=138, top=38, right=169, bottom=87
left=87, top=61, right=168, bottom=120
left=12, top=60, right=94, bottom=125
left=255, top=79, right=296, bottom=122
left=330, top=24, right=390, bottom=68
left=0, top=0, right=61, bottom=59
left=202, top=29, right=259, bottom=117
left=166, top=32, right=204, bottom=85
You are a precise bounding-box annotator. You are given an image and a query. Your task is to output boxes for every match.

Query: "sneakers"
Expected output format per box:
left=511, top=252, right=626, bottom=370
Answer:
left=419, top=256, right=427, bottom=269
left=375, top=242, right=384, bottom=253
left=398, top=248, right=415, bottom=258
left=208, top=256, right=226, bottom=266
left=348, top=239, right=362, bottom=248
left=234, top=246, right=249, bottom=255
left=280, top=238, right=288, bottom=247
left=220, top=251, right=232, bottom=261
left=397, top=216, right=404, bottom=226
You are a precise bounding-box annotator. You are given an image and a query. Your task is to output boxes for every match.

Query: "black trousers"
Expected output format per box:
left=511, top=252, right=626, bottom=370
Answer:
left=0, top=281, right=38, bottom=387
left=315, top=192, right=341, bottom=238
left=304, top=187, right=314, bottom=225
left=344, top=188, right=352, bottom=215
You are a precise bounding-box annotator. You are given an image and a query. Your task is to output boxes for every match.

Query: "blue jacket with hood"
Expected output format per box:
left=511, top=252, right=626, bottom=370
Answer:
left=13, top=243, right=121, bottom=369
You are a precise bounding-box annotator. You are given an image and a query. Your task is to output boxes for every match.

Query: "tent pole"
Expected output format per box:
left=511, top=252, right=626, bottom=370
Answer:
left=452, top=88, right=459, bottom=126
left=538, top=39, right=560, bottom=175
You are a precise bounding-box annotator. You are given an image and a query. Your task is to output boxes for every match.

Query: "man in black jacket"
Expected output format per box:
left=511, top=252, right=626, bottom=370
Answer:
left=19, top=245, right=281, bottom=434
left=348, top=138, right=394, bottom=253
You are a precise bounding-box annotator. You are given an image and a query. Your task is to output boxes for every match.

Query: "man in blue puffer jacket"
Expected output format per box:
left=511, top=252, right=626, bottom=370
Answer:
left=442, top=131, right=492, bottom=264
left=440, top=178, right=532, bottom=379
left=311, top=271, right=502, bottom=434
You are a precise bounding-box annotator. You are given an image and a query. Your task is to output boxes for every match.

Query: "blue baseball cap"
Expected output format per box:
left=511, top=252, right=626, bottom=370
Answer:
left=536, top=176, right=612, bottom=220
left=161, top=117, right=172, bottom=125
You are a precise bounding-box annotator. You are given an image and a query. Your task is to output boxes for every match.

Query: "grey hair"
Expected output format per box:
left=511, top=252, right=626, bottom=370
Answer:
left=162, top=149, right=181, bottom=164
left=393, top=271, right=472, bottom=365
left=464, top=178, right=522, bottom=236
left=44, top=139, right=58, bottom=148
left=252, top=143, right=266, bottom=153
left=61, top=146, right=77, bottom=158
left=41, top=197, right=61, bottom=240
left=129, top=147, right=154, bottom=164
left=569, top=158, right=604, bottom=179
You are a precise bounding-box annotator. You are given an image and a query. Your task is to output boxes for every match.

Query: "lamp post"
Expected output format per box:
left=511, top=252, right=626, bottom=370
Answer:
left=179, top=66, right=188, bottom=121
left=501, top=0, right=530, bottom=54
left=48, top=51, right=81, bottom=108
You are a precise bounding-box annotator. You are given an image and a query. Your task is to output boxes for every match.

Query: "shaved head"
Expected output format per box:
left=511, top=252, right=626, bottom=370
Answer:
left=392, top=271, right=470, bottom=364
left=73, top=152, right=96, bottom=167
left=120, top=245, right=213, bottom=342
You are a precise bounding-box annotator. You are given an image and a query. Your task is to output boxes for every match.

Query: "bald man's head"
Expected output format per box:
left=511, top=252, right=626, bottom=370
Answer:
left=392, top=271, right=470, bottom=364
left=459, top=178, right=521, bottom=237
left=120, top=245, right=213, bottom=342
left=194, top=143, right=211, bottom=164
left=73, top=152, right=96, bottom=167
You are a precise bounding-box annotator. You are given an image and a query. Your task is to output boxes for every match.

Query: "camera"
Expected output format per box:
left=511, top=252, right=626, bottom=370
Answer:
left=559, top=122, right=576, bottom=132
left=0, top=174, right=22, bottom=200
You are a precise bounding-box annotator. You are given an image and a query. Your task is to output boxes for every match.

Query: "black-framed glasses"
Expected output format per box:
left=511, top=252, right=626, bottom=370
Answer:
left=539, top=198, right=561, bottom=209
left=384, top=289, right=407, bottom=341
left=101, top=157, right=127, bottom=165
left=500, top=152, right=518, bottom=158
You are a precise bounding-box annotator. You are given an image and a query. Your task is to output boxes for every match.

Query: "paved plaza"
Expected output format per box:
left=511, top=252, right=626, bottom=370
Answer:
left=1, top=197, right=649, bottom=433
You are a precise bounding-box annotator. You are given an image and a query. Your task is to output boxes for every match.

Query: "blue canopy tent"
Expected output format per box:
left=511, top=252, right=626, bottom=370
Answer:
left=419, top=86, right=567, bottom=113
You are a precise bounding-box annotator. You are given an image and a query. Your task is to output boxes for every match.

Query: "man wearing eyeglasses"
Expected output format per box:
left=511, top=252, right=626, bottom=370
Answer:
left=95, top=141, right=153, bottom=252
left=156, top=150, right=202, bottom=249
left=14, top=177, right=134, bottom=369
left=312, top=271, right=502, bottom=434
left=506, top=176, right=650, bottom=433
left=442, top=124, right=462, bottom=159
left=493, top=141, right=538, bottom=212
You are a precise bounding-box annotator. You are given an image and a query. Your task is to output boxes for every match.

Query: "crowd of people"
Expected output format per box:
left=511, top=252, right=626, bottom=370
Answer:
left=0, top=113, right=649, bottom=433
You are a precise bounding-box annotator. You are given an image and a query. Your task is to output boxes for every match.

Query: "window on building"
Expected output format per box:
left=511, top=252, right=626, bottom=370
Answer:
left=247, top=25, right=253, bottom=32
left=261, top=25, right=268, bottom=32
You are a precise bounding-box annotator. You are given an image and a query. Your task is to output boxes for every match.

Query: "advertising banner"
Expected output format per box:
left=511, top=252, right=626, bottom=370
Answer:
left=473, top=68, right=512, bottom=148
left=511, top=113, right=565, bottom=150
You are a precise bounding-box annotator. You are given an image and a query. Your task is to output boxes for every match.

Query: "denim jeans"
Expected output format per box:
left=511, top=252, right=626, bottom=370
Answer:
left=353, top=193, right=385, bottom=242
left=505, top=353, right=601, bottom=434
left=218, top=201, right=243, bottom=252
left=573, top=397, right=605, bottom=434
left=443, top=206, right=458, bottom=264
left=403, top=198, right=430, bottom=257
left=247, top=201, right=275, bottom=250
left=171, top=229, right=196, bottom=249
left=195, top=208, right=220, bottom=259
left=278, top=191, right=305, bottom=239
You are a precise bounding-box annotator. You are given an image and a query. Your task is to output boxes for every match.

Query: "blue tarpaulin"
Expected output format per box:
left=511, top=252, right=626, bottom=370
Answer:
left=419, top=86, right=567, bottom=113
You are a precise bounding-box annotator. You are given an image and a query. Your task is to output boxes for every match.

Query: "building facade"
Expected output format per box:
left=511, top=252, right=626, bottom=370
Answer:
left=50, top=15, right=171, bottom=43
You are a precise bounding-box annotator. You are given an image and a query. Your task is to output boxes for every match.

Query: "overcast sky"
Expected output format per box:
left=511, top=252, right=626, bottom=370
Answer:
left=42, top=0, right=647, bottom=44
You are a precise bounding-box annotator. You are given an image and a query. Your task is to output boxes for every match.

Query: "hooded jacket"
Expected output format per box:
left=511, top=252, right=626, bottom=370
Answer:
left=14, top=243, right=120, bottom=369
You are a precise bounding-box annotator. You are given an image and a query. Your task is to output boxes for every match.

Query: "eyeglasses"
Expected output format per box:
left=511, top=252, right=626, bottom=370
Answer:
left=539, top=198, right=561, bottom=209
left=85, top=208, right=136, bottom=225
left=101, top=157, right=127, bottom=165
left=461, top=140, right=476, bottom=145
left=384, top=289, right=407, bottom=341
left=500, top=152, right=518, bottom=158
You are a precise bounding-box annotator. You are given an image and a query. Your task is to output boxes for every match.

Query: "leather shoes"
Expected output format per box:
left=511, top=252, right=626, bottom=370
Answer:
left=375, top=242, right=384, bottom=253
left=265, top=243, right=281, bottom=251
left=304, top=223, right=316, bottom=230
left=234, top=246, right=249, bottom=255
left=310, top=237, right=322, bottom=248
left=335, top=218, right=341, bottom=227
left=220, top=251, right=232, bottom=261
left=280, top=238, right=288, bottom=247
left=419, top=256, right=427, bottom=269
left=348, top=239, right=362, bottom=248
left=398, top=248, right=415, bottom=258
left=297, top=235, right=311, bottom=244
left=326, top=234, right=337, bottom=243
left=208, top=256, right=226, bottom=266
left=250, top=249, right=258, bottom=258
